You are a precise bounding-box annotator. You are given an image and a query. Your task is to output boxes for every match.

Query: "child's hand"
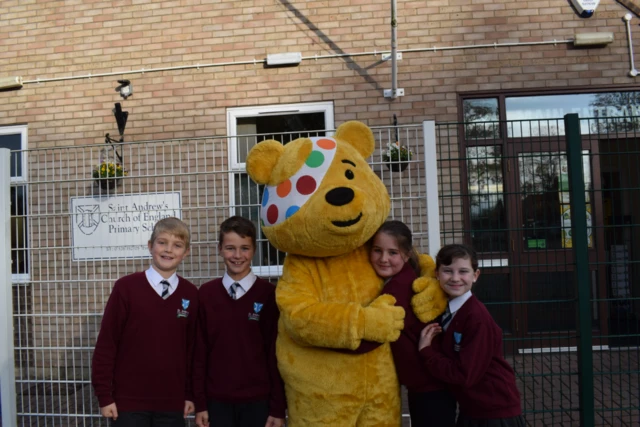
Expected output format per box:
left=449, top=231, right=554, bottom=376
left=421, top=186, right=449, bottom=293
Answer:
left=265, top=416, right=285, bottom=427
left=195, top=410, right=210, bottom=427
left=100, top=402, right=118, bottom=420
left=183, top=400, right=195, bottom=418
left=419, top=323, right=442, bottom=350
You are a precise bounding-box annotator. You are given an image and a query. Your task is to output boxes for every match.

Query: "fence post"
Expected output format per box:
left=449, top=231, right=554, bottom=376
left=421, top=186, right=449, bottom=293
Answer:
left=564, top=114, right=594, bottom=427
left=422, top=120, right=441, bottom=257
left=0, top=148, right=16, bottom=427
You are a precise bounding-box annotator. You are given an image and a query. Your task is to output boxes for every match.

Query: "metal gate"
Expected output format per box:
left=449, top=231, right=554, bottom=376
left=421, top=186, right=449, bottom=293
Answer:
left=435, top=115, right=640, bottom=426
left=4, top=117, right=640, bottom=426
left=3, top=123, right=435, bottom=426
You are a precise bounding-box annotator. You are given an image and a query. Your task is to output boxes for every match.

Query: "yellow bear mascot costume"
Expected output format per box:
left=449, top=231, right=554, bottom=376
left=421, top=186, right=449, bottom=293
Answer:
left=246, top=121, right=446, bottom=426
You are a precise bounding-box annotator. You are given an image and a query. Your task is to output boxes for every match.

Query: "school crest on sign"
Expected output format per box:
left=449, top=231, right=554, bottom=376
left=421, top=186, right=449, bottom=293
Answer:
left=570, top=0, right=600, bottom=17
left=75, top=205, right=100, bottom=235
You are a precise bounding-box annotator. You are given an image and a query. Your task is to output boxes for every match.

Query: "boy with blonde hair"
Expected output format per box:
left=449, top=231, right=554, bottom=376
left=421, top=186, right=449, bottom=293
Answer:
left=92, top=217, right=199, bottom=426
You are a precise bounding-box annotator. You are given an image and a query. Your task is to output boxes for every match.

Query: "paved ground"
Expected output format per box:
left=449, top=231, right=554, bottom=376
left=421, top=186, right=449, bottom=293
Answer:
left=8, top=349, right=639, bottom=426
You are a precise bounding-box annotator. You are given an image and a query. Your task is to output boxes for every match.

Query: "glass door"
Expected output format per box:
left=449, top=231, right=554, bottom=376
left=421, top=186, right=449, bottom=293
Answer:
left=507, top=140, right=607, bottom=345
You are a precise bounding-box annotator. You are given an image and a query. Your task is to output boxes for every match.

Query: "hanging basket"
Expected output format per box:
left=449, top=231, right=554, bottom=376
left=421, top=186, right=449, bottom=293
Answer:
left=385, top=161, right=409, bottom=172
left=96, top=178, right=120, bottom=190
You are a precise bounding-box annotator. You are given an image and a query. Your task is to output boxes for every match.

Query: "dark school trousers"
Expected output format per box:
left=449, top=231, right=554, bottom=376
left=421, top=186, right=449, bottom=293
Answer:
left=408, top=389, right=457, bottom=427
left=206, top=399, right=269, bottom=427
left=111, top=411, right=184, bottom=427
left=456, top=413, right=526, bottom=427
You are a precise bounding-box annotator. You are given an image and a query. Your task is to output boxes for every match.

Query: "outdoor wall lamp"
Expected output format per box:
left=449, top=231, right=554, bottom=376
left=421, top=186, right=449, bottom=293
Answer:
left=104, top=102, right=128, bottom=164
left=115, top=79, right=132, bottom=99
left=573, top=32, right=614, bottom=46
left=266, top=52, right=302, bottom=66
left=0, top=76, right=23, bottom=90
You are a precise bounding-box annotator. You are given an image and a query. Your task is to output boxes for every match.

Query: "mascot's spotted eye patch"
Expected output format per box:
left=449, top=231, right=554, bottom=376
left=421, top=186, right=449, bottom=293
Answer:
left=261, top=137, right=337, bottom=227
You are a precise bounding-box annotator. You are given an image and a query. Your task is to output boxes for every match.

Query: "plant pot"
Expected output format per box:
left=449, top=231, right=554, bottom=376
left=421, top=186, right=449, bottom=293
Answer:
left=97, top=178, right=118, bottom=190
left=385, top=161, right=409, bottom=172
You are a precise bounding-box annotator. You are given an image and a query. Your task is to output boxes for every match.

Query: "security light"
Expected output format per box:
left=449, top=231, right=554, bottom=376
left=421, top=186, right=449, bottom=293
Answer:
left=573, top=32, right=614, bottom=47
left=266, top=52, right=302, bottom=66
left=0, top=76, right=23, bottom=90
left=115, top=79, right=132, bottom=99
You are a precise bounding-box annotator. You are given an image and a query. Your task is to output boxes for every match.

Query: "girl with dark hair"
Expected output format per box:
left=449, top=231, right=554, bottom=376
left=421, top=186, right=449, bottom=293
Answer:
left=369, top=221, right=457, bottom=426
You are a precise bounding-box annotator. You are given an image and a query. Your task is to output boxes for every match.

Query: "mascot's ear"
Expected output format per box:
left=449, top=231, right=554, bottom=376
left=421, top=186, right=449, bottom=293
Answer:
left=334, top=121, right=375, bottom=158
left=246, top=140, right=285, bottom=185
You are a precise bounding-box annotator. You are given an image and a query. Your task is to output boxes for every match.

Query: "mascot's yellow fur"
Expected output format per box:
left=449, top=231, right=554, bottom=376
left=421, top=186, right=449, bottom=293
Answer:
left=246, top=121, right=446, bottom=426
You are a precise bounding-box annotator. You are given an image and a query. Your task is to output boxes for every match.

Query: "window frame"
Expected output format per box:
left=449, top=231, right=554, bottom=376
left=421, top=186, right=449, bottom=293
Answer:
left=226, top=102, right=335, bottom=277
left=0, top=124, right=28, bottom=184
left=0, top=124, right=29, bottom=281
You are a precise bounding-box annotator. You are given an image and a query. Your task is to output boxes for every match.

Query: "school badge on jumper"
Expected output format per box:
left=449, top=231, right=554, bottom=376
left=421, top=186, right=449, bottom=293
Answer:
left=248, top=302, right=263, bottom=321
left=453, top=332, right=462, bottom=352
left=177, top=299, right=190, bottom=318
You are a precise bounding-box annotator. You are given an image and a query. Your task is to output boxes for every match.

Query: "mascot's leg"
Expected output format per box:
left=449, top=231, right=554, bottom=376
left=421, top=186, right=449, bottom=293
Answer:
left=355, top=385, right=401, bottom=427
left=285, top=386, right=362, bottom=427
left=355, top=351, right=402, bottom=427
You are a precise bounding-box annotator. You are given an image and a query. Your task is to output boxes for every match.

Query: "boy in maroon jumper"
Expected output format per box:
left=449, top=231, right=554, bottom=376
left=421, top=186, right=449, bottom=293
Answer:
left=92, top=217, right=199, bottom=427
left=192, top=216, right=285, bottom=427
left=419, top=244, right=524, bottom=427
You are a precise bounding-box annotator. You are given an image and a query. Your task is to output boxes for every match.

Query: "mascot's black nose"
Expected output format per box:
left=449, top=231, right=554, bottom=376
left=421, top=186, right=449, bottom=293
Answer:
left=325, top=187, right=354, bottom=206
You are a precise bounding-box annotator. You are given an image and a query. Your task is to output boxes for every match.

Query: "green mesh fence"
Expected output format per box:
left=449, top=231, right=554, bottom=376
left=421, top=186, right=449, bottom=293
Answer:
left=435, top=115, right=640, bottom=426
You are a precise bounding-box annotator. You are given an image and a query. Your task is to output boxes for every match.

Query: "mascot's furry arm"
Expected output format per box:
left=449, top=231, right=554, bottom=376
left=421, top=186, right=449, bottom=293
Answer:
left=277, top=255, right=405, bottom=350
left=411, top=253, right=449, bottom=323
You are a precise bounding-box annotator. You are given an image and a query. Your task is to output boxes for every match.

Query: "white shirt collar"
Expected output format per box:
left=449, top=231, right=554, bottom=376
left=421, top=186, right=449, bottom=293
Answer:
left=146, top=266, right=179, bottom=291
left=448, top=290, right=472, bottom=314
left=223, top=271, right=256, bottom=292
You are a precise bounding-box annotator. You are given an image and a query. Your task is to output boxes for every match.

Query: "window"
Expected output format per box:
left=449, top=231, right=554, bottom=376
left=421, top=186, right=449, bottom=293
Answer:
left=0, top=125, right=28, bottom=279
left=227, top=102, right=334, bottom=276
left=506, top=91, right=640, bottom=137
left=463, top=98, right=500, bottom=140
left=467, top=146, right=507, bottom=252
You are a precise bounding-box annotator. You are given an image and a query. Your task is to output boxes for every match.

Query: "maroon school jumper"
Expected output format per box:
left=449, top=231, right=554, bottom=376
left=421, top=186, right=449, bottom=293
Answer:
left=420, top=295, right=522, bottom=419
left=382, top=262, right=448, bottom=393
left=192, top=277, right=286, bottom=418
left=92, top=272, right=199, bottom=412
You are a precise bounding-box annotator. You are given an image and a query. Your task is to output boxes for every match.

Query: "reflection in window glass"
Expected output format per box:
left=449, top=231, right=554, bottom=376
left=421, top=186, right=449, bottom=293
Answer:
left=467, top=146, right=507, bottom=252
left=1, top=131, right=28, bottom=276
left=11, top=186, right=28, bottom=274
left=463, top=98, right=500, bottom=140
left=519, top=151, right=592, bottom=250
left=506, top=92, right=640, bottom=137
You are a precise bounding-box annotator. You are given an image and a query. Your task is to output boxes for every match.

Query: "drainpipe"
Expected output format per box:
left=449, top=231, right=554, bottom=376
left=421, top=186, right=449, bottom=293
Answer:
left=391, top=0, right=398, bottom=98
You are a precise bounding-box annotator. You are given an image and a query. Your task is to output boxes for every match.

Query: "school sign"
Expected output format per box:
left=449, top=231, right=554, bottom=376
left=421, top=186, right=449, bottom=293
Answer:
left=70, top=192, right=182, bottom=260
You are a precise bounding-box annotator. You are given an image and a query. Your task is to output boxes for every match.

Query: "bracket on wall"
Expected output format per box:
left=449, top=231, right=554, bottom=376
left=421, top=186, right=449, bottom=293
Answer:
left=384, top=88, right=405, bottom=98
left=104, top=102, right=128, bottom=163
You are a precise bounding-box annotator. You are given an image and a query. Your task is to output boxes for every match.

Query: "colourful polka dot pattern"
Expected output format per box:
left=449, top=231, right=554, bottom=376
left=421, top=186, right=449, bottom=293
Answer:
left=260, top=137, right=338, bottom=227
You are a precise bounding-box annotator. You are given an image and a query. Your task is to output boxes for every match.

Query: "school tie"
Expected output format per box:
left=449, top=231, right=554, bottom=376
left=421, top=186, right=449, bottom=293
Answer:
left=228, top=282, right=241, bottom=300
left=440, top=305, right=453, bottom=331
left=160, top=280, right=170, bottom=300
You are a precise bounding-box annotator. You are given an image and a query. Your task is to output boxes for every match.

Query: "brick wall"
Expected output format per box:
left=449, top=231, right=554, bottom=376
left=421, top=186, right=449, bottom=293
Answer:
left=1, top=0, right=637, bottom=144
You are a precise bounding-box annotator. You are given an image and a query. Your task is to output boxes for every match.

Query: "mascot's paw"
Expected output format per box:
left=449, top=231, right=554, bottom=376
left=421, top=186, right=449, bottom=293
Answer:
left=362, top=294, right=405, bottom=343
left=417, top=253, right=436, bottom=279
left=411, top=276, right=448, bottom=323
